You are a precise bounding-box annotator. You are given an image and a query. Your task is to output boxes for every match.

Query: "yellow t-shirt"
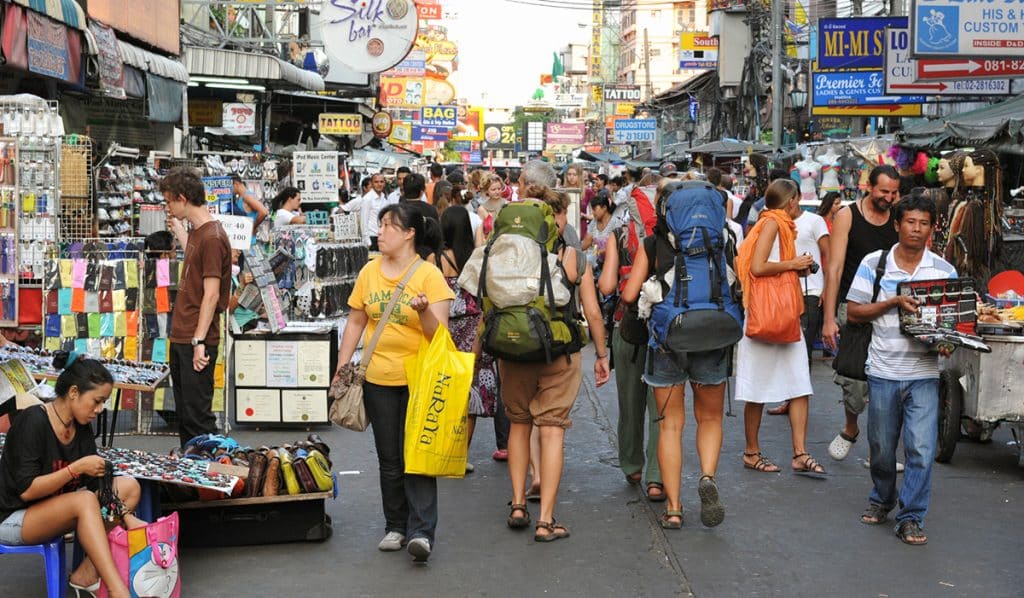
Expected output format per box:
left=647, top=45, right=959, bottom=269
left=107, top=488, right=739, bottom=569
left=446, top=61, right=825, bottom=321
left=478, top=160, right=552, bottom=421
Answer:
left=348, top=259, right=454, bottom=386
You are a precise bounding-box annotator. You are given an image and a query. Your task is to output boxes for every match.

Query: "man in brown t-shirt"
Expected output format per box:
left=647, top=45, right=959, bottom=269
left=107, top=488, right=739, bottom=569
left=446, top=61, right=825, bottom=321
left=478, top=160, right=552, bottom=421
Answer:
left=160, top=168, right=231, bottom=447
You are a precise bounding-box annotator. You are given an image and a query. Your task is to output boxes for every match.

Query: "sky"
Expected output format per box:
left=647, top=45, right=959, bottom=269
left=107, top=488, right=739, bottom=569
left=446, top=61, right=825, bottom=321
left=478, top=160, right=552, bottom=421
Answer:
left=442, top=0, right=591, bottom=108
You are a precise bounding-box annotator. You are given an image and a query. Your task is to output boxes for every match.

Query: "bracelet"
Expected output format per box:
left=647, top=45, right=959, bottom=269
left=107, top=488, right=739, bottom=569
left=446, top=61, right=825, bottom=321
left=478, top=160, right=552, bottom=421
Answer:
left=66, top=466, right=79, bottom=481
left=596, top=353, right=609, bottom=359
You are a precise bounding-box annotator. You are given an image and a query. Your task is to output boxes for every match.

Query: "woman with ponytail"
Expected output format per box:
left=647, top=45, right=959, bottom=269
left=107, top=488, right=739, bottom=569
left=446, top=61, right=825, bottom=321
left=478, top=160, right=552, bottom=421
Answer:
left=0, top=352, right=144, bottom=597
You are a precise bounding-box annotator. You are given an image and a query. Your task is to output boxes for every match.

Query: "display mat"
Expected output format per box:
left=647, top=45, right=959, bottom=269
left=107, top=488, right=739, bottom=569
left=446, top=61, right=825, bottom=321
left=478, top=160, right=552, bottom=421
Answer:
left=897, top=277, right=991, bottom=352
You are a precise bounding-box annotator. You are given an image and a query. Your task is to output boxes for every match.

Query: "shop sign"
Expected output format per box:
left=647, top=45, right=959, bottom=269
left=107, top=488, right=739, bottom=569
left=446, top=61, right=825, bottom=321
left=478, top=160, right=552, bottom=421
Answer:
left=605, top=115, right=624, bottom=129
left=884, top=27, right=1011, bottom=96
left=482, top=123, right=516, bottom=151
left=88, top=20, right=126, bottom=99
left=389, top=122, right=412, bottom=144
left=372, top=111, right=394, bottom=137
left=555, top=93, right=587, bottom=108
left=189, top=100, right=223, bottom=127
left=911, top=0, right=1024, bottom=58
left=214, top=215, right=253, bottom=251
left=420, top=105, right=457, bottom=128
left=615, top=103, right=635, bottom=116
left=293, top=151, right=340, bottom=203
left=812, top=71, right=924, bottom=106
left=321, top=0, right=419, bottom=74
left=382, top=50, right=426, bottom=78
left=414, top=35, right=458, bottom=59
left=545, top=122, right=586, bottom=147
left=817, top=17, right=907, bottom=70
left=915, top=57, right=1024, bottom=80
left=603, top=85, right=641, bottom=102
left=318, top=113, right=363, bottom=135
left=612, top=118, right=657, bottom=143
left=26, top=12, right=69, bottom=81
left=222, top=103, right=257, bottom=136
left=450, top=107, right=484, bottom=141
left=469, top=150, right=481, bottom=163
left=415, top=0, right=442, bottom=20
left=379, top=77, right=425, bottom=108
left=679, top=32, right=718, bottom=69
left=412, top=126, right=449, bottom=141
left=590, top=4, right=603, bottom=81
left=202, top=177, right=234, bottom=205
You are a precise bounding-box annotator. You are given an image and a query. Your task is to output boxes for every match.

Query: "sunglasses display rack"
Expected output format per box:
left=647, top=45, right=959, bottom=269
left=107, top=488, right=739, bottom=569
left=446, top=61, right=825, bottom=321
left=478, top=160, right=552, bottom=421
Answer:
left=0, top=138, right=19, bottom=326
left=0, top=344, right=169, bottom=392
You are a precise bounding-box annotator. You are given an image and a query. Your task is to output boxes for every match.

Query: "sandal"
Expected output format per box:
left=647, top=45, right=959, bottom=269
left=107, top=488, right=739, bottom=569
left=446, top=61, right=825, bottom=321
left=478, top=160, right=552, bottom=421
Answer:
left=895, top=520, right=928, bottom=546
left=507, top=502, right=531, bottom=529
left=534, top=520, right=570, bottom=542
left=646, top=482, right=666, bottom=502
left=792, top=453, right=827, bottom=478
left=742, top=451, right=780, bottom=473
left=660, top=510, right=683, bottom=529
left=861, top=503, right=892, bottom=525
left=526, top=484, right=541, bottom=503
left=625, top=472, right=642, bottom=485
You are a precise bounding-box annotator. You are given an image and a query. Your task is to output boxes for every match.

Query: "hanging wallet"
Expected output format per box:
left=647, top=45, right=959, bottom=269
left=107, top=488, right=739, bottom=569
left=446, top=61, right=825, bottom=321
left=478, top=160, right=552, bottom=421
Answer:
left=306, top=450, right=334, bottom=492
left=292, top=456, right=319, bottom=494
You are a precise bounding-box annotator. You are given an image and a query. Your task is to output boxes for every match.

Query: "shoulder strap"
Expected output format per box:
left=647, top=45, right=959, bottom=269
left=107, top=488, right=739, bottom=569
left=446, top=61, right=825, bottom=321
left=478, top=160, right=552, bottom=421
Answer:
left=870, top=249, right=889, bottom=303
left=360, top=259, right=423, bottom=367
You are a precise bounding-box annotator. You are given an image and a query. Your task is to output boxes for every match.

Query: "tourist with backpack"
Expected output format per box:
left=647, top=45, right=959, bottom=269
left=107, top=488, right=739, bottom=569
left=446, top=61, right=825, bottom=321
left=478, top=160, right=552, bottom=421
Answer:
left=735, top=179, right=825, bottom=477
left=619, top=180, right=743, bottom=529
left=460, top=160, right=609, bottom=543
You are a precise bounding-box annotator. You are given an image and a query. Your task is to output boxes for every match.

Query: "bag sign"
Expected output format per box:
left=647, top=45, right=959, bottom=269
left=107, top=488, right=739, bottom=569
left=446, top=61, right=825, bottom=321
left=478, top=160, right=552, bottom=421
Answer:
left=215, top=215, right=253, bottom=250
left=884, top=27, right=1011, bottom=96
left=318, top=113, right=362, bottom=135
left=612, top=118, right=657, bottom=143
left=603, top=85, right=642, bottom=102
left=911, top=0, right=1024, bottom=57
left=420, top=105, right=457, bottom=128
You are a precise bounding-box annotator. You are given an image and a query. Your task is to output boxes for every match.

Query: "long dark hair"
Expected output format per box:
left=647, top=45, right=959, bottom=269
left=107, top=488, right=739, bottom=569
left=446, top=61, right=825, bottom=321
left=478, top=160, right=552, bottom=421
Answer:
left=271, top=187, right=300, bottom=212
left=378, top=203, right=441, bottom=260
left=440, top=207, right=475, bottom=271
left=52, top=351, right=113, bottom=398
left=817, top=191, right=841, bottom=217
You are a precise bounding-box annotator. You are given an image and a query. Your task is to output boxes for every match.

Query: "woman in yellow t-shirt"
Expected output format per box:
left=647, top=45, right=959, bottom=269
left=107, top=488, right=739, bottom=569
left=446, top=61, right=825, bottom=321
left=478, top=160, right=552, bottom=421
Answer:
left=335, top=202, right=454, bottom=563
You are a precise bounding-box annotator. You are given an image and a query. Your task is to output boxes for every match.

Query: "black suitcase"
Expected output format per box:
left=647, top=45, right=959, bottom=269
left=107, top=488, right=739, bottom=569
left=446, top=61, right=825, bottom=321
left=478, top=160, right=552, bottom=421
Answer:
left=163, top=493, right=333, bottom=547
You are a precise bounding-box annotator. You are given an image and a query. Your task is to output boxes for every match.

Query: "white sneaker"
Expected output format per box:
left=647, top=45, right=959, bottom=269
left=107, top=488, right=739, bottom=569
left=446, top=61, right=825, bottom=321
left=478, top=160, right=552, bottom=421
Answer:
left=377, top=531, right=405, bottom=551
left=407, top=537, right=431, bottom=563
left=862, top=459, right=906, bottom=473
left=465, top=462, right=475, bottom=473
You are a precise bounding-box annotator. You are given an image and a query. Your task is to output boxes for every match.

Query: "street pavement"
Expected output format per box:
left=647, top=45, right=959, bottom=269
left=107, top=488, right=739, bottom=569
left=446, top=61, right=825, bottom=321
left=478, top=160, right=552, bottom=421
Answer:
left=2, top=350, right=1022, bottom=597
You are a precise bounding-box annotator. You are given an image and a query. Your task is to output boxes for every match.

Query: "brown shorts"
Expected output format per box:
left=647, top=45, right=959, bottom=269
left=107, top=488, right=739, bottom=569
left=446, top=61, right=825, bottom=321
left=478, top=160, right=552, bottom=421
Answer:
left=498, top=354, right=583, bottom=429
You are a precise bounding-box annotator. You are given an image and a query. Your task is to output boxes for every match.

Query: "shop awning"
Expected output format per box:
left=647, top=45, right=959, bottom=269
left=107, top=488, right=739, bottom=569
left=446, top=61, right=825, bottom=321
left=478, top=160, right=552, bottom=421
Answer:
left=686, top=140, right=772, bottom=156
left=184, top=47, right=324, bottom=92
left=577, top=150, right=625, bottom=164
left=899, top=94, right=1024, bottom=154
left=11, top=0, right=85, bottom=30
left=119, top=41, right=189, bottom=84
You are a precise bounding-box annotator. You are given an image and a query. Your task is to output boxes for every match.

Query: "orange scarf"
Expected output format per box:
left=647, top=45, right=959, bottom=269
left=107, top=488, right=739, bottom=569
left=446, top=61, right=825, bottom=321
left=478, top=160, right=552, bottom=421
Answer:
left=736, top=209, right=799, bottom=309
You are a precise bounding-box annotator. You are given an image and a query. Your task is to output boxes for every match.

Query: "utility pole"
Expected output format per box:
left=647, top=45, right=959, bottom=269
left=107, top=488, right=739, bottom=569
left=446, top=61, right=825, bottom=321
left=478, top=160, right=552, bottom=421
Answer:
left=643, top=28, right=653, bottom=101
left=771, top=0, right=783, bottom=155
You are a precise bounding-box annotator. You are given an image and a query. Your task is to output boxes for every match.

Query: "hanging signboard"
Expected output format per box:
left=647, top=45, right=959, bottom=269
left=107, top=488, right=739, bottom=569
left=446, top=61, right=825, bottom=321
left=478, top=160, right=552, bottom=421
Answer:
left=202, top=177, right=234, bottom=205
left=292, top=151, right=339, bottom=203
left=189, top=100, right=223, bottom=127
left=812, top=104, right=923, bottom=117
left=612, top=119, right=657, bottom=143
left=379, top=77, right=425, bottom=108
left=817, top=17, right=907, bottom=70
left=26, top=12, right=70, bottom=81
left=222, top=103, right=257, bottom=136
left=389, top=122, right=413, bottom=144
left=415, top=1, right=442, bottom=20
left=679, top=32, right=718, bottom=69
left=214, top=215, right=254, bottom=251
left=915, top=57, right=1024, bottom=81
left=420, top=105, right=457, bottom=128
left=910, top=0, right=1024, bottom=58
left=318, top=113, right=363, bottom=135
left=450, top=107, right=484, bottom=141
left=555, top=93, right=588, bottom=108
left=320, top=0, right=419, bottom=74
left=371, top=111, right=393, bottom=137
left=382, top=50, right=427, bottom=78
left=412, top=126, right=449, bottom=141
left=482, top=123, right=516, bottom=151
left=603, top=85, right=642, bottom=102
left=812, top=71, right=924, bottom=107
left=89, top=20, right=126, bottom=99
left=545, top=122, right=586, bottom=147
left=884, top=27, right=1011, bottom=96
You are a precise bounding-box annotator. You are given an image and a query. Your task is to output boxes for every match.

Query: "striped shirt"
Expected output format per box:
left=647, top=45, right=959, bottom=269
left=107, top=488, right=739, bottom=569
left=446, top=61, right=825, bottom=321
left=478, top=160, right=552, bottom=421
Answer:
left=846, top=245, right=958, bottom=381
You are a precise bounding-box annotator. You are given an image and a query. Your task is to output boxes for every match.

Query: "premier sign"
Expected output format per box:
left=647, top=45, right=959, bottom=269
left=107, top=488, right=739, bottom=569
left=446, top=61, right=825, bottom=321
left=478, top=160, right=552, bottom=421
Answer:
left=603, top=85, right=642, bottom=102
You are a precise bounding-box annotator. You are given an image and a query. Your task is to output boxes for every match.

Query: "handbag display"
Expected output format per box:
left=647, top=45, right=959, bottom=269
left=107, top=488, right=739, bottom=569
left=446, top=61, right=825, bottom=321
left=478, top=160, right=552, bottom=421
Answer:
left=329, top=260, right=423, bottom=431
left=98, top=512, right=181, bottom=598
left=833, top=250, right=889, bottom=380
left=745, top=270, right=804, bottom=344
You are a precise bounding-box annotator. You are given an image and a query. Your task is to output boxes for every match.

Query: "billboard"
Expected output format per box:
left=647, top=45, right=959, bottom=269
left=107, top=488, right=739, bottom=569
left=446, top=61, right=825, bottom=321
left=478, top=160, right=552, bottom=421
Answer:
left=420, top=105, right=458, bottom=128
left=817, top=17, right=907, bottom=70
left=450, top=107, right=484, bottom=141
left=379, top=77, right=425, bottom=108
left=911, top=0, right=1024, bottom=58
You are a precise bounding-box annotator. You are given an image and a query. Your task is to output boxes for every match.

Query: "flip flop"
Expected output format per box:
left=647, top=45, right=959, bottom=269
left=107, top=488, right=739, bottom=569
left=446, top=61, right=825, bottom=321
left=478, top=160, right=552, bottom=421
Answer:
left=646, top=482, right=666, bottom=502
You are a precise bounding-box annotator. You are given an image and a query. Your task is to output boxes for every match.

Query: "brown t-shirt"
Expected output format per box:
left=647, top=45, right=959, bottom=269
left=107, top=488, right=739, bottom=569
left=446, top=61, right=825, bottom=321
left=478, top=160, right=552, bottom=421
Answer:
left=170, top=220, right=231, bottom=345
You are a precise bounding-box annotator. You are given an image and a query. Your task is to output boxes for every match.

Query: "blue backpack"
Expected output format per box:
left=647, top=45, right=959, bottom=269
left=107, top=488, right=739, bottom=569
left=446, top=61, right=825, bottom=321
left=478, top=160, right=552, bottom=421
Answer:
left=647, top=181, right=743, bottom=354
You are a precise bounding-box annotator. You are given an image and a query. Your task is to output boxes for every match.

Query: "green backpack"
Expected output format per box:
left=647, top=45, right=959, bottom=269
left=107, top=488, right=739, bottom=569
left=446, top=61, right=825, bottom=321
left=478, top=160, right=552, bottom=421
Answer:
left=477, top=201, right=587, bottom=363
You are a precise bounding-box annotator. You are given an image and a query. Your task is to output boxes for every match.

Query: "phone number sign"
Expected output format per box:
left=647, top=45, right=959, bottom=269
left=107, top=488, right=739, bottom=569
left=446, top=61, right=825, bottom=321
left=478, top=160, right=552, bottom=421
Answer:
left=911, top=0, right=1024, bottom=57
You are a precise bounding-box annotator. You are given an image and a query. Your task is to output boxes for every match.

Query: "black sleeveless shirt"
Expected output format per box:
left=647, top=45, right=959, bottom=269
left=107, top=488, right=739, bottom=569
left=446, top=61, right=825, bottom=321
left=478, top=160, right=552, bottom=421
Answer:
left=839, top=200, right=898, bottom=303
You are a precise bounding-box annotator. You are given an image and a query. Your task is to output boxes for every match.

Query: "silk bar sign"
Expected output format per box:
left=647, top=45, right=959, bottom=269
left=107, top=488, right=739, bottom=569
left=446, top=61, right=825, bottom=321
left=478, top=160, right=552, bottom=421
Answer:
left=603, top=85, right=642, bottom=102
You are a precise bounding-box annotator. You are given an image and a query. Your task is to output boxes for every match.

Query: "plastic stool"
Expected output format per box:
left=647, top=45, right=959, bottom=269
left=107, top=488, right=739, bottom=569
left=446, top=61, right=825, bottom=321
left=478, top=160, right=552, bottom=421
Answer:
left=0, top=537, right=67, bottom=598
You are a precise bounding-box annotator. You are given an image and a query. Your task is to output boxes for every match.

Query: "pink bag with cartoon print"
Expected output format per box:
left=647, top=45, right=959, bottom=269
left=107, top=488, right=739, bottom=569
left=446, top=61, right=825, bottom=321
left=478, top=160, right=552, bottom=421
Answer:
left=98, top=512, right=181, bottom=598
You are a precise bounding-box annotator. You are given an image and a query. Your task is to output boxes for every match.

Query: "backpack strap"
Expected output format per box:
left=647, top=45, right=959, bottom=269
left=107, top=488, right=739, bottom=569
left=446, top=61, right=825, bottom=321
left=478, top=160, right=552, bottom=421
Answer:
left=870, top=249, right=889, bottom=303
left=700, top=228, right=724, bottom=308
left=478, top=236, right=496, bottom=300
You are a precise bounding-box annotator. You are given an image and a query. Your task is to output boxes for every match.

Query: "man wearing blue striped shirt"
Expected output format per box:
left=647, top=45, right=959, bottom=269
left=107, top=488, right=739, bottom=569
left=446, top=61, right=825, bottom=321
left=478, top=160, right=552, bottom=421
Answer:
left=845, top=191, right=957, bottom=546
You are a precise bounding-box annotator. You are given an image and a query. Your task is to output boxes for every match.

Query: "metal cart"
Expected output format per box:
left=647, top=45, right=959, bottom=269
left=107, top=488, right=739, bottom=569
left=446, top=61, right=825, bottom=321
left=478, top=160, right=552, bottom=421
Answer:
left=938, top=335, right=1024, bottom=467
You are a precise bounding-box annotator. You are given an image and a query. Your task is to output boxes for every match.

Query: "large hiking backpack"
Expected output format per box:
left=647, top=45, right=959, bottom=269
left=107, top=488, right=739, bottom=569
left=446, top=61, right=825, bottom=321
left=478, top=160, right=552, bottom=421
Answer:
left=458, top=201, right=586, bottom=363
left=647, top=181, right=743, bottom=354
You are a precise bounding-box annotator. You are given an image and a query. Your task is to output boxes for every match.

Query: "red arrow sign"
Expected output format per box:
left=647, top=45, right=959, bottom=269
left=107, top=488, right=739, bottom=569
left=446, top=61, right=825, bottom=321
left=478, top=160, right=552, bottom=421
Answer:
left=890, top=82, right=949, bottom=92
left=917, top=59, right=1024, bottom=80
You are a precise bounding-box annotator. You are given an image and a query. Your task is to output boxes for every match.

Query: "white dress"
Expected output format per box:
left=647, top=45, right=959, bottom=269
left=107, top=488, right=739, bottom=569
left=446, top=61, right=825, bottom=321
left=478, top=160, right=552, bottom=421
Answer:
left=735, top=235, right=814, bottom=403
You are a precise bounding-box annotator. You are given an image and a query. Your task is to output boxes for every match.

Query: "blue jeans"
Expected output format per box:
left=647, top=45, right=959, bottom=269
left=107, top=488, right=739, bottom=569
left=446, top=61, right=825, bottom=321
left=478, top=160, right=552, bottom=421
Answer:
left=866, top=376, right=940, bottom=526
left=363, top=382, right=438, bottom=543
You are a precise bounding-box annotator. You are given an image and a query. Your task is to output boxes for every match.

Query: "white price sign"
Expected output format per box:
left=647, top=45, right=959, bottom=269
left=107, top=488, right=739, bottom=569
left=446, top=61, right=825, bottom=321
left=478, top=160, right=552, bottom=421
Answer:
left=215, top=215, right=253, bottom=250
left=884, top=27, right=1011, bottom=96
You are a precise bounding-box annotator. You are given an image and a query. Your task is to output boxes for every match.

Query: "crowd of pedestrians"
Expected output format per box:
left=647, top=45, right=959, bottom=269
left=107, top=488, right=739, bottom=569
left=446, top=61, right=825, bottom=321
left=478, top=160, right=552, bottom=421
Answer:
left=330, top=158, right=954, bottom=563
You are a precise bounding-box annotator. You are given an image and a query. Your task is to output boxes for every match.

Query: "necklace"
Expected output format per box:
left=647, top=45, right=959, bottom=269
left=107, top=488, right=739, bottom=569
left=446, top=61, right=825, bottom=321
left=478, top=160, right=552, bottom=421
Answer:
left=49, top=402, right=73, bottom=429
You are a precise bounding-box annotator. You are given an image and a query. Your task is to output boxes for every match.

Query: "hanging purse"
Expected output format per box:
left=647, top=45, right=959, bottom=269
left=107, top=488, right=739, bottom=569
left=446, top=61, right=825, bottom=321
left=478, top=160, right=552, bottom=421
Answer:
left=833, top=250, right=889, bottom=380
left=329, top=260, right=424, bottom=431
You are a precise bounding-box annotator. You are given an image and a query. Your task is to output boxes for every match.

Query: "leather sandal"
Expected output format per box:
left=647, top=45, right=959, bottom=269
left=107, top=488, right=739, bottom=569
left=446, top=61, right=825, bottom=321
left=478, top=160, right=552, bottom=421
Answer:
left=507, top=502, right=530, bottom=529
left=743, top=451, right=780, bottom=473
left=660, top=510, right=683, bottom=529
left=534, top=520, right=570, bottom=542
left=646, top=482, right=666, bottom=502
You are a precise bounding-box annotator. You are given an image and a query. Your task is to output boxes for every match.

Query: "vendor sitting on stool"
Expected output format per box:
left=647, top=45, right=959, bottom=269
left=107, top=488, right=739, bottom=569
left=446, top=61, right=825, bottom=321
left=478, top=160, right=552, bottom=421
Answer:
left=0, top=351, right=146, bottom=598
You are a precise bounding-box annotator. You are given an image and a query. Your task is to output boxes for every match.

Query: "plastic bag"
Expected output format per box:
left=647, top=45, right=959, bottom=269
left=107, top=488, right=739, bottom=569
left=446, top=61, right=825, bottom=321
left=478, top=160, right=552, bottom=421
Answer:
left=403, top=326, right=475, bottom=478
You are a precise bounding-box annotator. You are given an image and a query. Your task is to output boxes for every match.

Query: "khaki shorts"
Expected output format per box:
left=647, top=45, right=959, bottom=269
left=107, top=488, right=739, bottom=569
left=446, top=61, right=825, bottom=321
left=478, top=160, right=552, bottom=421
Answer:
left=834, top=302, right=869, bottom=415
left=498, top=354, right=583, bottom=429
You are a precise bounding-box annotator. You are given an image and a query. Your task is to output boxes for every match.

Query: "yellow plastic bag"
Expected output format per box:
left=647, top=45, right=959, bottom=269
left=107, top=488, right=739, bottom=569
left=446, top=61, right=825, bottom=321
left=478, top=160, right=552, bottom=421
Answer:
left=403, top=326, right=476, bottom=478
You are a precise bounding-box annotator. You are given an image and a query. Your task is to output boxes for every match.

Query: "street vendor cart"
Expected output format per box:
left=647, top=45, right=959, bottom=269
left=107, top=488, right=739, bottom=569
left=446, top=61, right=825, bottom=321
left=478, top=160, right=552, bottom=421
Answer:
left=938, top=335, right=1024, bottom=467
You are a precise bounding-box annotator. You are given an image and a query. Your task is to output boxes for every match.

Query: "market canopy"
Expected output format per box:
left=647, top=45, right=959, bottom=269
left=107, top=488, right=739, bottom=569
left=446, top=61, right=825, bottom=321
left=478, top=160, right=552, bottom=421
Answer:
left=184, top=47, right=324, bottom=92
left=899, top=94, right=1024, bottom=154
left=12, top=0, right=85, bottom=29
left=686, top=140, right=772, bottom=156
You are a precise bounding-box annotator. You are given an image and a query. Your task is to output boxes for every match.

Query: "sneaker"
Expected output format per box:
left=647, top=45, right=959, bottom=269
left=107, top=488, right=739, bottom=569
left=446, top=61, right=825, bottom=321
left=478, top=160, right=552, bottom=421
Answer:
left=407, top=537, right=431, bottom=563
left=465, top=462, right=475, bottom=473
left=377, top=531, right=405, bottom=551
left=697, top=475, right=725, bottom=528
left=491, top=449, right=508, bottom=462
left=863, top=459, right=905, bottom=473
